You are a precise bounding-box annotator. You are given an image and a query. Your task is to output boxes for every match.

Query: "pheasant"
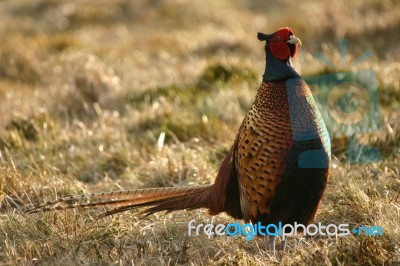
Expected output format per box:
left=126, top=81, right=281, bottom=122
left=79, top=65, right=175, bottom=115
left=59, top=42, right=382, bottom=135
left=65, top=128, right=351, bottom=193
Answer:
left=26, top=27, right=331, bottom=252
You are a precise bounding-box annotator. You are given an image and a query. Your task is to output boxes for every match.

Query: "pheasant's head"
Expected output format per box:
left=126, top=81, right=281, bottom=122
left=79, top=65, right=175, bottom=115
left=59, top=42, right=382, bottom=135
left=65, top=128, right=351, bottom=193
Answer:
left=258, top=27, right=302, bottom=61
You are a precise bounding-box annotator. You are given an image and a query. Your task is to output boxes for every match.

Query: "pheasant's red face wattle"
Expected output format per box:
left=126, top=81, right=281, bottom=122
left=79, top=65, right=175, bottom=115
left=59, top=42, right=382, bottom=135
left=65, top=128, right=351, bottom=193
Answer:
left=269, top=27, right=299, bottom=60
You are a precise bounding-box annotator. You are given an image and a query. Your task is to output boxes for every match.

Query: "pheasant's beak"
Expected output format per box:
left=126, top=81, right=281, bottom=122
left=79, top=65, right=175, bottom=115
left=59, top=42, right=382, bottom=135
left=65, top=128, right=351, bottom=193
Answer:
left=287, top=35, right=302, bottom=47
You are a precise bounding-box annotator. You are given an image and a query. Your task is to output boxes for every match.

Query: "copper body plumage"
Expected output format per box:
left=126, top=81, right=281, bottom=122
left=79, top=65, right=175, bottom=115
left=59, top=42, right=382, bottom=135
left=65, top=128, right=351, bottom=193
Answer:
left=26, top=28, right=331, bottom=247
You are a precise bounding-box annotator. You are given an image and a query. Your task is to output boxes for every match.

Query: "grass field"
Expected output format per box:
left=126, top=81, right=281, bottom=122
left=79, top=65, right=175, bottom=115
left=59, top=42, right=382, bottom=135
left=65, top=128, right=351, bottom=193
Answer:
left=0, top=0, right=399, bottom=265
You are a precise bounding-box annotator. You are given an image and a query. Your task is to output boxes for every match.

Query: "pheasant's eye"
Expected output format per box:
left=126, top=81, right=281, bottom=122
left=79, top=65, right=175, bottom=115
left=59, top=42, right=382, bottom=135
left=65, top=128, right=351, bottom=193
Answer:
left=273, top=35, right=281, bottom=41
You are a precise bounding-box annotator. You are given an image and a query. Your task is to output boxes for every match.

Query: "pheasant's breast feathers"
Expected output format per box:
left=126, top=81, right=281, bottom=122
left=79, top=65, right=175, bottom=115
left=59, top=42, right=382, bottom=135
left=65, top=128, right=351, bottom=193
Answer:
left=237, top=82, right=295, bottom=220
left=236, top=79, right=330, bottom=221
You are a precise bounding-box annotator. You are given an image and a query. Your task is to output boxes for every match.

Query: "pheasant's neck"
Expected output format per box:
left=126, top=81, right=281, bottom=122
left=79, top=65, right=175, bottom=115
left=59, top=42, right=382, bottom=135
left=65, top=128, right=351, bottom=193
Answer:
left=262, top=50, right=300, bottom=82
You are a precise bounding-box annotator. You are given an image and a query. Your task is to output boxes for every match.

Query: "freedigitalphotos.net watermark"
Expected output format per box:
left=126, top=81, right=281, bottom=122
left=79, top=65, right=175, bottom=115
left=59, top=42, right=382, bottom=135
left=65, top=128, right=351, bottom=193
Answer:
left=187, top=219, right=383, bottom=241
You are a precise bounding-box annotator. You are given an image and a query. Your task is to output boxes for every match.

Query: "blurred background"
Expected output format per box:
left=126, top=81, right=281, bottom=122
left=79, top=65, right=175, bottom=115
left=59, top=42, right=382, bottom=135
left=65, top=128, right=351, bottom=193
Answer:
left=0, top=0, right=399, bottom=120
left=1, top=0, right=398, bottom=177
left=0, top=0, right=399, bottom=264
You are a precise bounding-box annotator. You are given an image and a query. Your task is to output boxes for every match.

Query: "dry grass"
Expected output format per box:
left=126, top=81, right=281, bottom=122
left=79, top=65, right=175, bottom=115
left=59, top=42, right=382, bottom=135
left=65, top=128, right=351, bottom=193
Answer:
left=0, top=0, right=399, bottom=265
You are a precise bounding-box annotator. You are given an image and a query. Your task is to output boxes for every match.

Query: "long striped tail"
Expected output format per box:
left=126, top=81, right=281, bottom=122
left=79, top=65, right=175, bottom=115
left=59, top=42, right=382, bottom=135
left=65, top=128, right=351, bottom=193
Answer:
left=25, top=185, right=213, bottom=219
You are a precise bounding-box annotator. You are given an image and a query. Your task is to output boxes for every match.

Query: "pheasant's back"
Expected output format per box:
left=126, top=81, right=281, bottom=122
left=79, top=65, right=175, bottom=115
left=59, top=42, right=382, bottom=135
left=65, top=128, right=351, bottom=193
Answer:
left=237, top=78, right=330, bottom=224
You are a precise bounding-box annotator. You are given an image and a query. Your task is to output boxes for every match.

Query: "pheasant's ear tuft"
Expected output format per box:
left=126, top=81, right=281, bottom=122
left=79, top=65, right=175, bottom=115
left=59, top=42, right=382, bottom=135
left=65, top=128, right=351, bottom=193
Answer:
left=257, top=32, right=269, bottom=41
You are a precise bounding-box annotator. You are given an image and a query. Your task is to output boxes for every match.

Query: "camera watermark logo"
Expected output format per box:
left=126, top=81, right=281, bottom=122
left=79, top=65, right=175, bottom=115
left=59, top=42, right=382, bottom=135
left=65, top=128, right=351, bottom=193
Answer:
left=305, top=39, right=381, bottom=163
